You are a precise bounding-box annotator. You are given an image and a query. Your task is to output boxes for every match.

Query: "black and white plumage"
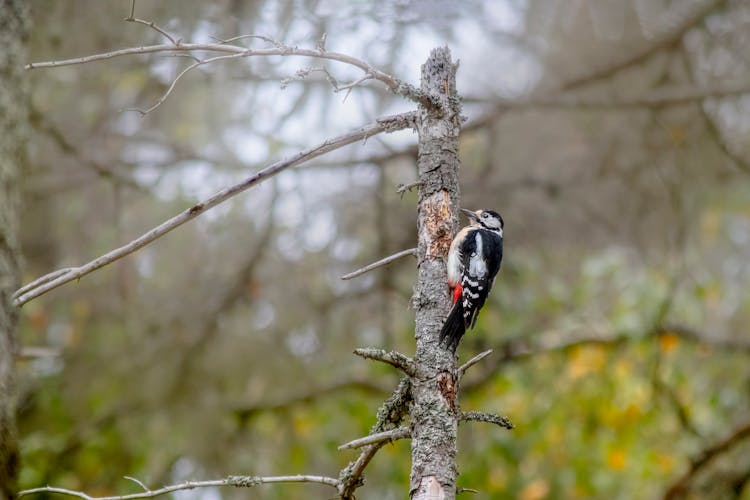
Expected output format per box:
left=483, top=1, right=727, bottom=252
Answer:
left=439, top=208, right=504, bottom=351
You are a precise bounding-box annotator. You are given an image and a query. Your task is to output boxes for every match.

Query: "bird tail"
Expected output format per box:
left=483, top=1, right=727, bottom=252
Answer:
left=439, top=301, right=466, bottom=352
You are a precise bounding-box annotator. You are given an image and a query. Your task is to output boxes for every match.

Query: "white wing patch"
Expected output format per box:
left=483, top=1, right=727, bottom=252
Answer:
left=468, top=232, right=487, bottom=278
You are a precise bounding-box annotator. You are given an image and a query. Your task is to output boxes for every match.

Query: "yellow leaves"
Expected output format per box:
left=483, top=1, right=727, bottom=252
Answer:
left=567, top=344, right=607, bottom=380
left=606, top=448, right=627, bottom=470
left=658, top=332, right=680, bottom=353
left=520, top=479, right=550, bottom=500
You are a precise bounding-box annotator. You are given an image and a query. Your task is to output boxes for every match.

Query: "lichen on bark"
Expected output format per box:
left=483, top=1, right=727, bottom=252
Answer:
left=410, top=47, right=463, bottom=499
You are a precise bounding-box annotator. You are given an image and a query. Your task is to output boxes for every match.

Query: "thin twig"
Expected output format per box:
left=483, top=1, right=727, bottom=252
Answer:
left=123, top=477, right=148, bottom=492
left=124, top=17, right=179, bottom=46
left=338, top=426, right=410, bottom=450
left=339, top=74, right=373, bottom=102
left=18, top=474, right=340, bottom=499
left=338, top=443, right=387, bottom=499
left=18, top=346, right=60, bottom=359
left=336, top=379, right=412, bottom=499
left=13, top=112, right=417, bottom=307
left=125, top=52, right=249, bottom=115
left=396, top=181, right=421, bottom=197
left=353, top=347, right=416, bottom=376
left=458, top=349, right=493, bottom=378
left=13, top=267, right=74, bottom=299
left=460, top=411, right=514, bottom=430
left=26, top=41, right=437, bottom=109
left=341, top=247, right=417, bottom=280
left=209, top=34, right=277, bottom=45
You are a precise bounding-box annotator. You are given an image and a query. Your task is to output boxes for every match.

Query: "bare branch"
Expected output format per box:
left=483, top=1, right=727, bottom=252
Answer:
left=13, top=112, right=417, bottom=306
left=457, top=487, right=480, bottom=494
left=336, top=379, right=411, bottom=499
left=230, top=475, right=339, bottom=488
left=373, top=377, right=412, bottom=433
left=13, top=267, right=74, bottom=298
left=465, top=0, right=728, bottom=132
left=465, top=80, right=750, bottom=110
left=280, top=66, right=372, bottom=98
left=341, top=247, right=417, bottom=280
left=18, top=474, right=339, bottom=499
left=209, top=34, right=277, bottom=45
left=29, top=107, right=145, bottom=190
left=26, top=41, right=437, bottom=109
left=460, top=411, right=514, bottom=430
left=124, top=17, right=179, bottom=46
left=123, top=477, right=148, bottom=492
left=338, top=426, right=410, bottom=450
left=353, top=347, right=416, bottom=376
left=338, top=443, right=387, bottom=500
left=18, top=346, right=60, bottom=359
left=396, top=181, right=421, bottom=197
left=338, top=74, right=374, bottom=103
left=458, top=349, right=493, bottom=378
left=664, top=419, right=750, bottom=499
left=125, top=52, right=248, bottom=115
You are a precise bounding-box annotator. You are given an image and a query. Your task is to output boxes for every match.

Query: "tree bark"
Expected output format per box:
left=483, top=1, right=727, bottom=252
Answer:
left=410, top=47, right=462, bottom=499
left=0, top=1, right=28, bottom=497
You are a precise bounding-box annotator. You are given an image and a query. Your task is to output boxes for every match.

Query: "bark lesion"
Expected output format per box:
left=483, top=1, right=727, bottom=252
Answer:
left=437, top=372, right=458, bottom=413
left=420, top=190, right=453, bottom=259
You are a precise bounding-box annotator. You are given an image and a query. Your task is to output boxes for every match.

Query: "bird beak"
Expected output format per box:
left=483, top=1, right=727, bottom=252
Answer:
left=461, top=208, right=479, bottom=221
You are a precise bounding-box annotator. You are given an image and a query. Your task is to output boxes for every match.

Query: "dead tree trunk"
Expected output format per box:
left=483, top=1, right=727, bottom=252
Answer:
left=0, top=1, right=28, bottom=498
left=410, top=47, right=462, bottom=500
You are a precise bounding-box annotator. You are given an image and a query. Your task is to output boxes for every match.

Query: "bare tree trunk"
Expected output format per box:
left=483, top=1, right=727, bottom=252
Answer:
left=410, top=47, right=462, bottom=500
left=0, top=1, right=28, bottom=498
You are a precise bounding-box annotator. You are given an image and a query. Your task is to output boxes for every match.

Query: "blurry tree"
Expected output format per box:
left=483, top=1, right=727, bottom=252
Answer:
left=13, top=0, right=750, bottom=499
left=0, top=1, right=29, bottom=498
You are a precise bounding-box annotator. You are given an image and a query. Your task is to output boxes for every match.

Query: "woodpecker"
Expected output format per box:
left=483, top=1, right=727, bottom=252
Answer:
left=439, top=208, right=504, bottom=351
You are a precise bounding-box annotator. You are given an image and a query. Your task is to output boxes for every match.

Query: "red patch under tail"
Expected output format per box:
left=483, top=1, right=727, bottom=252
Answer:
left=452, top=283, right=462, bottom=304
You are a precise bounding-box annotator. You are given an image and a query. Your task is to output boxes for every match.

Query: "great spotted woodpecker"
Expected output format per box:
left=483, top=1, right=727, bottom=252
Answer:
left=439, top=208, right=504, bottom=351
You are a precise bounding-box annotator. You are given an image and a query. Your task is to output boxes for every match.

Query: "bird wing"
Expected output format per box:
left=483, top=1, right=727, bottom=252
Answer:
left=459, top=230, right=489, bottom=328
left=461, top=229, right=503, bottom=328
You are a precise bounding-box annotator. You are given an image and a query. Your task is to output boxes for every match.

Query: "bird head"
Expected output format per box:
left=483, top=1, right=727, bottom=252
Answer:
left=461, top=208, right=504, bottom=231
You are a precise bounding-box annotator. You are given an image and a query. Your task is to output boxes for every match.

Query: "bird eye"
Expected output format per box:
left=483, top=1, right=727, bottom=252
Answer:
left=482, top=213, right=488, bottom=218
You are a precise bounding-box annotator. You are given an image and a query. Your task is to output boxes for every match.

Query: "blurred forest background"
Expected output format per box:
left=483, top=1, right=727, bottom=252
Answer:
left=15, top=0, right=750, bottom=498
